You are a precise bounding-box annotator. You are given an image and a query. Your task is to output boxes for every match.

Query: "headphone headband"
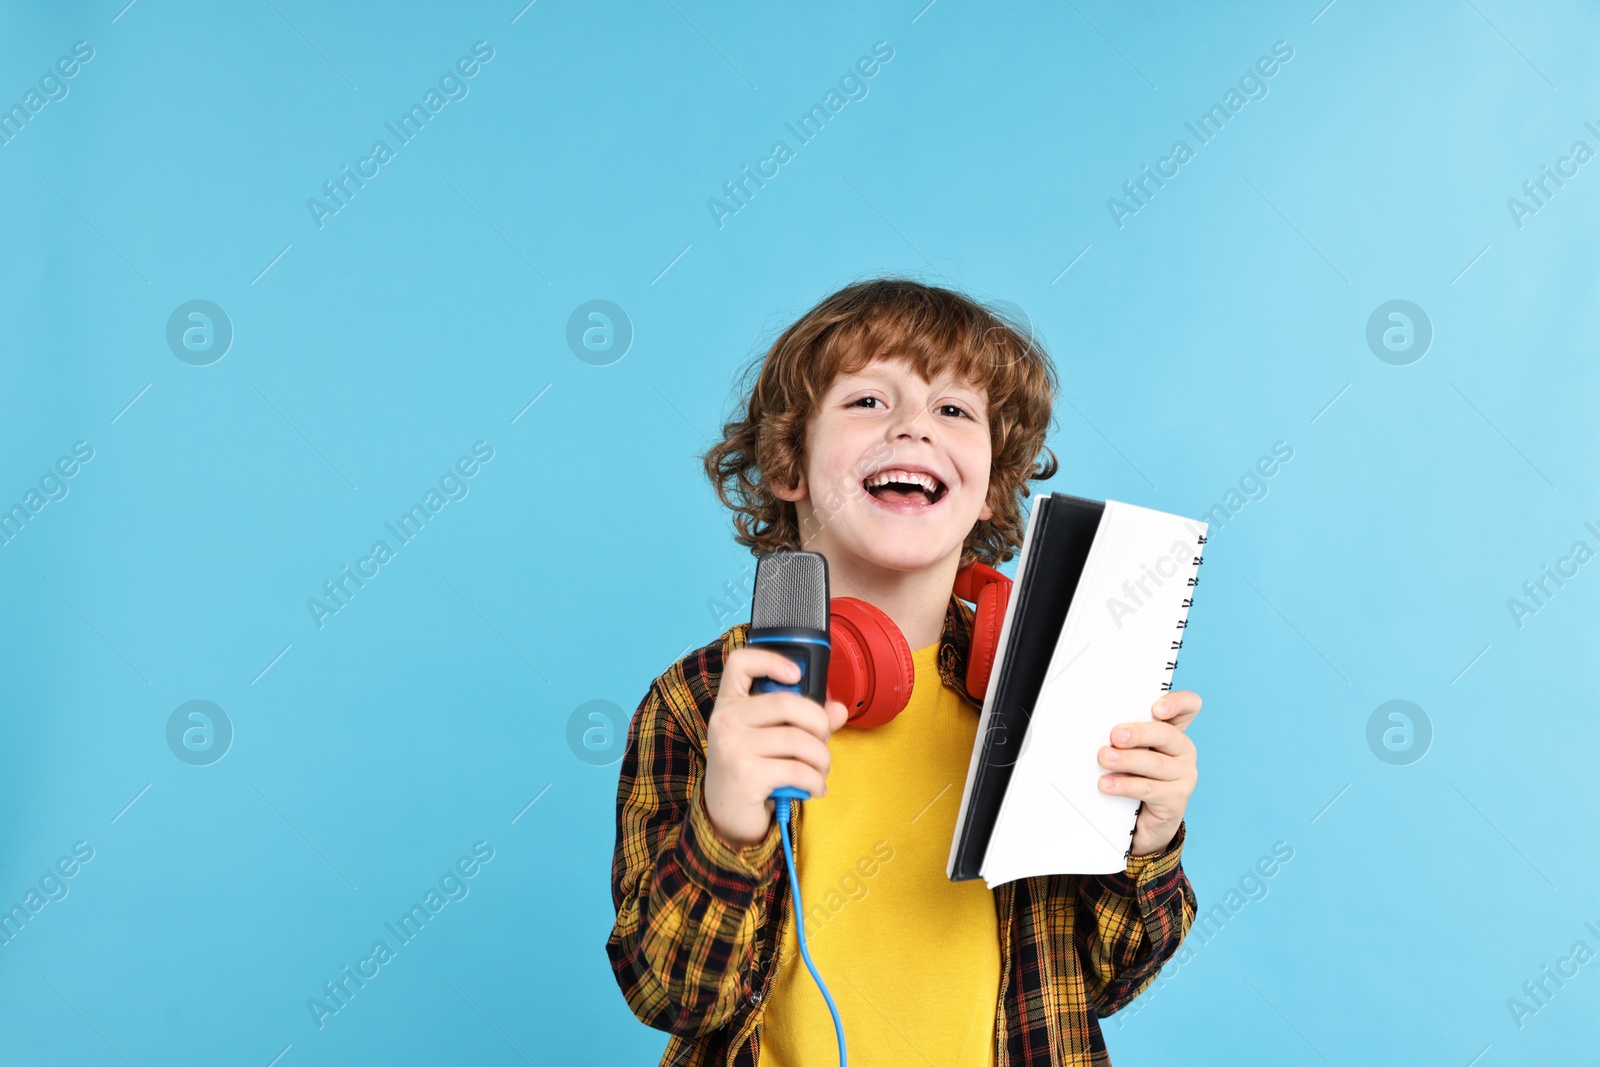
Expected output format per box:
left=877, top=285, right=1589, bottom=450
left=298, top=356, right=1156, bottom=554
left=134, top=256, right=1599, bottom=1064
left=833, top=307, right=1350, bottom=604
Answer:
left=953, top=561, right=1009, bottom=605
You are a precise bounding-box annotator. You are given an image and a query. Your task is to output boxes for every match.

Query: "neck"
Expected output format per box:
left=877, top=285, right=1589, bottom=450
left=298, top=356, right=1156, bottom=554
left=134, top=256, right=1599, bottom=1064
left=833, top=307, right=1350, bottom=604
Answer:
left=818, top=548, right=957, bottom=651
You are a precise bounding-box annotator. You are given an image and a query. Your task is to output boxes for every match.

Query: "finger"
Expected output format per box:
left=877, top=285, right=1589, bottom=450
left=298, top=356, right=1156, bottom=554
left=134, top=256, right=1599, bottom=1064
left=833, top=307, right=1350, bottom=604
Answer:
left=1109, top=720, right=1192, bottom=757
left=1098, top=772, right=1170, bottom=801
left=742, top=691, right=833, bottom=742
left=723, top=648, right=803, bottom=697
left=750, top=726, right=833, bottom=777
left=757, top=759, right=829, bottom=800
left=1151, top=690, right=1202, bottom=732
left=1098, top=745, right=1185, bottom=781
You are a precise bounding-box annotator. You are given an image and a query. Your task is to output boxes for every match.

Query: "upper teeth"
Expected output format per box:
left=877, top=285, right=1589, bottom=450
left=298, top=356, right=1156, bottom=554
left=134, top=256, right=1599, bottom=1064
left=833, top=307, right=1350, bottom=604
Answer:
left=866, top=469, right=939, bottom=491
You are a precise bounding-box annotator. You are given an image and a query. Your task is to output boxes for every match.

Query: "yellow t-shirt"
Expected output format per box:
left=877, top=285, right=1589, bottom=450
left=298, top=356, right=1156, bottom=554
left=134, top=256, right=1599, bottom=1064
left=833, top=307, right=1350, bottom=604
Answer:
left=761, top=641, right=1000, bottom=1066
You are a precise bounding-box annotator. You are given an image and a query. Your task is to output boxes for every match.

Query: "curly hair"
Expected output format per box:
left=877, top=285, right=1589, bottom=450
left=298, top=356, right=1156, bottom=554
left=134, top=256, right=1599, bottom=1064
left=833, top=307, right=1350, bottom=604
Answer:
left=703, top=275, right=1060, bottom=567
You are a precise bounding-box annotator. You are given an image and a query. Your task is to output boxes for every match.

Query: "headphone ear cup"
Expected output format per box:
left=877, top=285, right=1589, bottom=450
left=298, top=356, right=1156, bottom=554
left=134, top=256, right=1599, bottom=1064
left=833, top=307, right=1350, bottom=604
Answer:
left=964, top=577, right=1010, bottom=703
left=827, top=597, right=914, bottom=729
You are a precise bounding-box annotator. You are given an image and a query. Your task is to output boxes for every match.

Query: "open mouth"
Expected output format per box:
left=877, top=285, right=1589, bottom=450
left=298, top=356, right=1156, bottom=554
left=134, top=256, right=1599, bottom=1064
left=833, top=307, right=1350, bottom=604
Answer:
left=863, top=468, right=948, bottom=507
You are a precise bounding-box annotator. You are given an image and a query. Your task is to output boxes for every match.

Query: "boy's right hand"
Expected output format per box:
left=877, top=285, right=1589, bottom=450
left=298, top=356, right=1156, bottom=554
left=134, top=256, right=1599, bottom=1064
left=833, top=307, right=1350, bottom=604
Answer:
left=702, top=647, right=850, bottom=848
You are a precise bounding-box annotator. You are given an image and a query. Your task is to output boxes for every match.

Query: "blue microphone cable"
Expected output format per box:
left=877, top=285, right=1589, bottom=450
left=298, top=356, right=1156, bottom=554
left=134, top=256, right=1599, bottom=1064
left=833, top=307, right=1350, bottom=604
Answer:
left=771, top=786, right=847, bottom=1067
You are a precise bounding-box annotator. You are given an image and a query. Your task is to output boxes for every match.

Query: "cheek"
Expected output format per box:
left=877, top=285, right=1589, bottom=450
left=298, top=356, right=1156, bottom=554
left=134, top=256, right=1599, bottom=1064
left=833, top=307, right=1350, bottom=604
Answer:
left=807, top=443, right=848, bottom=491
left=967, top=438, right=995, bottom=516
left=958, top=433, right=992, bottom=488
left=810, top=422, right=872, bottom=489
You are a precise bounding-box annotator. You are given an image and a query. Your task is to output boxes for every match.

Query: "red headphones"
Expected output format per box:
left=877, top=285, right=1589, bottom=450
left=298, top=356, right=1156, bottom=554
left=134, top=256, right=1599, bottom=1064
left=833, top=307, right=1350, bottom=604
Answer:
left=826, top=562, right=1011, bottom=728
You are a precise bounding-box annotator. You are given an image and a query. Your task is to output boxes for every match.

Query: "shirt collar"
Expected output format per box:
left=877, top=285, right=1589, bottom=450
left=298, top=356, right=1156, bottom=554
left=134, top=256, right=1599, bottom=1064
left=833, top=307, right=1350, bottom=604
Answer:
left=938, top=593, right=980, bottom=709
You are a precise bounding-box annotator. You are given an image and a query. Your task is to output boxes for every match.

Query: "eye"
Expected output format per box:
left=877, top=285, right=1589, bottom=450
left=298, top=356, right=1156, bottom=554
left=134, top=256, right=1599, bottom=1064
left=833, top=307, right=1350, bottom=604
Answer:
left=936, top=402, right=972, bottom=418
left=850, top=396, right=885, bottom=409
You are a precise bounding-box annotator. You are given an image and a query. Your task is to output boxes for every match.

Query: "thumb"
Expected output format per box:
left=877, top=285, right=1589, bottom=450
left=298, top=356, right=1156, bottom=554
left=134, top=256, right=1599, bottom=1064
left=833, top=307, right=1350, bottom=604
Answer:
left=1153, top=693, right=1200, bottom=733
left=825, top=699, right=849, bottom=734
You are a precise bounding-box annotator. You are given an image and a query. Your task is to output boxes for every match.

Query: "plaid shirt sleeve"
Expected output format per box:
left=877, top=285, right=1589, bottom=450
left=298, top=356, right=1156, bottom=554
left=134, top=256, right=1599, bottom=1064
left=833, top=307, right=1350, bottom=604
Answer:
left=1072, top=818, right=1196, bottom=1017
left=606, top=634, right=785, bottom=1037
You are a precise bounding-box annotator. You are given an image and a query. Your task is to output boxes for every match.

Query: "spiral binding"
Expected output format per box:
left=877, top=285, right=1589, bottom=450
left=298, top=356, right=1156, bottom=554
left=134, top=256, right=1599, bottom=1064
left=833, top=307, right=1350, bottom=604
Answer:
left=1126, top=533, right=1207, bottom=860
left=1159, top=535, right=1206, bottom=694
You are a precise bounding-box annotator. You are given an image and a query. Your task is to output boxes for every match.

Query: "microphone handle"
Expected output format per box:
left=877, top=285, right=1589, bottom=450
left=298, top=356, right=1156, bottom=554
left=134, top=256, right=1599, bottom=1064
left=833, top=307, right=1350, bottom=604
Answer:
left=746, top=628, right=830, bottom=704
left=748, top=628, right=830, bottom=803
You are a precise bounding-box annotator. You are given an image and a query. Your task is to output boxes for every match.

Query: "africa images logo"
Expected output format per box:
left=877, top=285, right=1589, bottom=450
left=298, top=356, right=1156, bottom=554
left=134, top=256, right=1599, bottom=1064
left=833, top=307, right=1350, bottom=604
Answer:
left=1106, top=41, right=1295, bottom=229
left=307, top=842, right=495, bottom=1030
left=306, top=42, right=496, bottom=229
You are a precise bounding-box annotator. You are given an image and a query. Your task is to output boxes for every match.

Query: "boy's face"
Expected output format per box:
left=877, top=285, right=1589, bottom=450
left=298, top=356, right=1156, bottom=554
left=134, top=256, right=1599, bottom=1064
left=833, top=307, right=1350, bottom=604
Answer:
left=775, top=356, right=994, bottom=577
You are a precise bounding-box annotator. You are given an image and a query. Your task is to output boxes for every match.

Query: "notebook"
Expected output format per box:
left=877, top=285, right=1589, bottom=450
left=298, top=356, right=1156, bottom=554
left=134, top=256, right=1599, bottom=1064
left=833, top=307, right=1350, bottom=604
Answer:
left=947, top=494, right=1207, bottom=886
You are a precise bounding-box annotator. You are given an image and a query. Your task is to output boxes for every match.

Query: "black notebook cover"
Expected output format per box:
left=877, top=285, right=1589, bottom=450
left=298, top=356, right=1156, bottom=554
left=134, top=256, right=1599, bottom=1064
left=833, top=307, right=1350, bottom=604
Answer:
left=948, top=493, right=1105, bottom=882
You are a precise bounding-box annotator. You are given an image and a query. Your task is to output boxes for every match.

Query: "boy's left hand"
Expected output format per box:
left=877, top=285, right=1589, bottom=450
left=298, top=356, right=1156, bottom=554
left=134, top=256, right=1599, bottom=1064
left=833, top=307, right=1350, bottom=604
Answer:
left=1097, top=690, right=1202, bottom=858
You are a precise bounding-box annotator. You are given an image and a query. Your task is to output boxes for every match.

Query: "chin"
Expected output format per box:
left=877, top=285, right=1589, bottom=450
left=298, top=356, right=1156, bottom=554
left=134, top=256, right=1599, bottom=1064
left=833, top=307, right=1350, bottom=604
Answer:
left=852, top=542, right=949, bottom=574
left=838, top=511, right=974, bottom=574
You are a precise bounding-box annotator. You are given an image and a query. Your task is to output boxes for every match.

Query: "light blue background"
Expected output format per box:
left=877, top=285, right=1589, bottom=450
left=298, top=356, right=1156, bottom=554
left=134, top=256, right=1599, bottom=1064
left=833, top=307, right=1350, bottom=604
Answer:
left=2, top=1, right=1596, bottom=1064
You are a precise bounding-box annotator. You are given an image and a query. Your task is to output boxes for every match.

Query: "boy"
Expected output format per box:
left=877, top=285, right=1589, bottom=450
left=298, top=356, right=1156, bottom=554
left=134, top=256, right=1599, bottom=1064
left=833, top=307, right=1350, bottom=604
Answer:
left=607, top=278, right=1202, bottom=1066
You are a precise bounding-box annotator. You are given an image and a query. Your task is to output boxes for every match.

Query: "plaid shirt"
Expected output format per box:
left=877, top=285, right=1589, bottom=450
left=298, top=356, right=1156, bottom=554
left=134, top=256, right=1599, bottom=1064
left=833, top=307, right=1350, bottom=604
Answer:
left=607, top=594, right=1196, bottom=1066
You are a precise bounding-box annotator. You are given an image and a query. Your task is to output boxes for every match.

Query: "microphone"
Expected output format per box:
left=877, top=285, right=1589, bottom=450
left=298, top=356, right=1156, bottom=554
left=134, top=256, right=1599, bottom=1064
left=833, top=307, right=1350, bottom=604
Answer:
left=747, top=549, right=848, bottom=1065
left=748, top=550, right=831, bottom=807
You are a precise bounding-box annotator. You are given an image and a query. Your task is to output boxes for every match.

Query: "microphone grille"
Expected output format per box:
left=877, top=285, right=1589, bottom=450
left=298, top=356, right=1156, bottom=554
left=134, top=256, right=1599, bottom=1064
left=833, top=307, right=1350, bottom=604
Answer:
left=750, top=550, right=829, bottom=631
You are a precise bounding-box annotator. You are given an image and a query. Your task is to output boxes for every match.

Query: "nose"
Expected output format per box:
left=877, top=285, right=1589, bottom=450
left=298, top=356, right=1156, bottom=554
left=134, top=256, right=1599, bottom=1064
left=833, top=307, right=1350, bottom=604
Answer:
left=888, top=401, right=936, bottom=444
